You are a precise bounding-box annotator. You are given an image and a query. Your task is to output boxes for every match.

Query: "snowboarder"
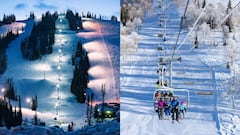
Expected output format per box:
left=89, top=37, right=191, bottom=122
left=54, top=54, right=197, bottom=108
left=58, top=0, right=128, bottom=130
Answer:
left=171, top=96, right=179, bottom=123
left=158, top=98, right=165, bottom=120
left=154, top=91, right=160, bottom=112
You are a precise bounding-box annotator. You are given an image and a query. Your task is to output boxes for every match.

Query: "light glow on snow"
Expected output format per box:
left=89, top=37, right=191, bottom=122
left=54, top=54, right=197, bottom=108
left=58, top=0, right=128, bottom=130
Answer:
left=82, top=21, right=100, bottom=31
left=0, top=22, right=26, bottom=37
left=83, top=41, right=106, bottom=52
left=77, top=21, right=102, bottom=38
left=0, top=11, right=119, bottom=134
left=88, top=52, right=107, bottom=61
left=121, top=0, right=240, bottom=134
left=88, top=65, right=110, bottom=78
left=32, top=63, right=51, bottom=71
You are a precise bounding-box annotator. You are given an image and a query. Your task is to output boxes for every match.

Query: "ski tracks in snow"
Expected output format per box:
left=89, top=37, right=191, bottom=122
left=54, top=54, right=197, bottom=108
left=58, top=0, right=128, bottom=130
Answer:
left=219, top=112, right=240, bottom=135
left=121, top=0, right=220, bottom=134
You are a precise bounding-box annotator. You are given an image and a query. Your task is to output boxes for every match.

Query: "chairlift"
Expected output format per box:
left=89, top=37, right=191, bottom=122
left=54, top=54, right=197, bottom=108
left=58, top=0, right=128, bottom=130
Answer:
left=153, top=86, right=190, bottom=112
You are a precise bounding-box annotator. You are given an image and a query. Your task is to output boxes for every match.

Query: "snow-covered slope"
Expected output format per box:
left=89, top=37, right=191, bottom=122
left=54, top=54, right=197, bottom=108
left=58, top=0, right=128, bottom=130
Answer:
left=120, top=0, right=240, bottom=134
left=79, top=19, right=120, bottom=103
left=0, top=22, right=25, bottom=36
left=0, top=13, right=119, bottom=134
left=0, top=119, right=119, bottom=135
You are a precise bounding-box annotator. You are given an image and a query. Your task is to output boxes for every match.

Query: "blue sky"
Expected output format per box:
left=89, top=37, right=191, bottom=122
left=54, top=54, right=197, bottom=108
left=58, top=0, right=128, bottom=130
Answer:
left=0, top=0, right=120, bottom=20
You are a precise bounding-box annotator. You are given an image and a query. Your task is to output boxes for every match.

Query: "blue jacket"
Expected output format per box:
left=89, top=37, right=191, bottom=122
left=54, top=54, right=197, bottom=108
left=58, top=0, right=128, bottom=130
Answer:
left=171, top=99, right=179, bottom=108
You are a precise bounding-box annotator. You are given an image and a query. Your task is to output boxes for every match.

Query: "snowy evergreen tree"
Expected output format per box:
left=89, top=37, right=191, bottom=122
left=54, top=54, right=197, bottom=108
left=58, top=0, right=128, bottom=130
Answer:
left=194, top=35, right=199, bottom=48
left=225, top=35, right=239, bottom=70
left=66, top=9, right=82, bottom=31
left=225, top=0, right=233, bottom=32
left=222, top=71, right=240, bottom=109
left=223, top=36, right=240, bottom=108
left=227, top=0, right=232, bottom=14
left=29, top=12, right=35, bottom=20
left=196, top=22, right=211, bottom=48
left=121, top=0, right=152, bottom=60
left=226, top=16, right=233, bottom=32
left=202, top=0, right=206, bottom=8
left=21, top=11, right=58, bottom=60
left=196, top=0, right=200, bottom=9
left=71, top=41, right=89, bottom=103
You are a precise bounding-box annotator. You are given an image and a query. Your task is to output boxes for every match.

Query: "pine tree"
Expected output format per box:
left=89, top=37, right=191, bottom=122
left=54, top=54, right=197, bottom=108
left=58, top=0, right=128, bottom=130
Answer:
left=5, top=104, right=13, bottom=129
left=17, top=96, right=22, bottom=126
left=226, top=17, right=233, bottom=32
left=194, top=35, right=199, bottom=48
left=227, top=0, right=232, bottom=14
left=13, top=106, right=17, bottom=127
left=0, top=100, right=3, bottom=126
left=202, top=0, right=206, bottom=8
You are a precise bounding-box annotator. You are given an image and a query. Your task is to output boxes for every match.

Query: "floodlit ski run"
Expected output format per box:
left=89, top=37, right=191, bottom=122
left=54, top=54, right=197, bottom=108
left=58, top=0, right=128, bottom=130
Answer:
left=0, top=13, right=119, bottom=131
left=120, top=0, right=240, bottom=135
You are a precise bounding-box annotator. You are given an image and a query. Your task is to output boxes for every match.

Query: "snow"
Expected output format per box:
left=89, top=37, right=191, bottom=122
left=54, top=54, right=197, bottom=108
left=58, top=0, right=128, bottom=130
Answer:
left=2, top=0, right=240, bottom=134
left=0, top=22, right=25, bottom=36
left=0, top=13, right=119, bottom=134
left=0, top=119, right=119, bottom=135
left=79, top=18, right=120, bottom=102
left=121, top=0, right=240, bottom=135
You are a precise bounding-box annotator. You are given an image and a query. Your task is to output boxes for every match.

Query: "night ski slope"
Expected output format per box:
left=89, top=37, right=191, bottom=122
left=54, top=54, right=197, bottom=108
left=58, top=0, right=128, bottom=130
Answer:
left=120, top=0, right=240, bottom=134
left=0, top=12, right=120, bottom=133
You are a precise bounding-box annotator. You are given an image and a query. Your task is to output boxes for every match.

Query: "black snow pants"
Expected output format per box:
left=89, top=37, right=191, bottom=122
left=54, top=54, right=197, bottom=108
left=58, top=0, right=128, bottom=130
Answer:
left=171, top=108, right=179, bottom=121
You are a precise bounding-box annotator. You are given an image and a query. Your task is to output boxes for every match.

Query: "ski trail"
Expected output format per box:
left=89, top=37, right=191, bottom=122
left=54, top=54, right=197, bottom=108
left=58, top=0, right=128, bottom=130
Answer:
left=96, top=20, right=116, bottom=100
left=198, top=57, right=221, bottom=134
left=80, top=19, right=118, bottom=102
left=231, top=114, right=240, bottom=134
left=121, top=0, right=219, bottom=134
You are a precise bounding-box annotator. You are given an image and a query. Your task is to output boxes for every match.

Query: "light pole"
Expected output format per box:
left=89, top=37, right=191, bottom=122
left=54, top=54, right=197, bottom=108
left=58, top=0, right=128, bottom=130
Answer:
left=55, top=102, right=59, bottom=118
left=101, top=84, right=105, bottom=122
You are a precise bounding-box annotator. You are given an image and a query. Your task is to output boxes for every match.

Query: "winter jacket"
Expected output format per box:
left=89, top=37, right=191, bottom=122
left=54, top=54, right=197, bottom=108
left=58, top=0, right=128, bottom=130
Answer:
left=179, top=104, right=185, bottom=111
left=158, top=100, right=164, bottom=108
left=164, top=101, right=170, bottom=108
left=171, top=99, right=179, bottom=109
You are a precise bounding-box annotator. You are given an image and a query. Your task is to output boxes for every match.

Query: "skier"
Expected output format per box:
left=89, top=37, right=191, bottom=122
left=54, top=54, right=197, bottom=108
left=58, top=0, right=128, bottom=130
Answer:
left=154, top=91, right=160, bottom=112
left=164, top=97, right=171, bottom=119
left=155, top=91, right=160, bottom=100
left=179, top=100, right=187, bottom=118
left=158, top=98, right=165, bottom=120
left=171, top=96, right=179, bottom=123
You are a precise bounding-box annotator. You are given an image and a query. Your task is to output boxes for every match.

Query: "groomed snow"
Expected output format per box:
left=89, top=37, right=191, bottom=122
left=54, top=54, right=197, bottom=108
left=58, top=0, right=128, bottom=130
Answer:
left=120, top=0, right=240, bottom=134
left=0, top=13, right=119, bottom=134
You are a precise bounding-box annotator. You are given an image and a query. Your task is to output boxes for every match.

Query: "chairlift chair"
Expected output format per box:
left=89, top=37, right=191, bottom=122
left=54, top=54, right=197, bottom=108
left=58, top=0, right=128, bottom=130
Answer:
left=153, top=86, right=190, bottom=112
